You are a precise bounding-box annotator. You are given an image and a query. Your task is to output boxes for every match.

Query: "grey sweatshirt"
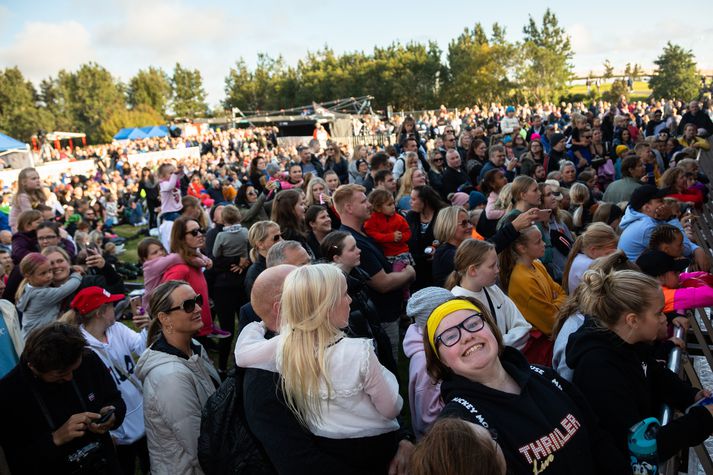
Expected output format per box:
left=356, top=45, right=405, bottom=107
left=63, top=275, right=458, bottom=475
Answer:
left=18, top=273, right=82, bottom=339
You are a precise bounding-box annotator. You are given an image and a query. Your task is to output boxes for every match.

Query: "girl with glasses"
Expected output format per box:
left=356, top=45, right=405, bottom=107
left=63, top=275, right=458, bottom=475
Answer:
left=419, top=290, right=629, bottom=474
left=137, top=280, right=220, bottom=475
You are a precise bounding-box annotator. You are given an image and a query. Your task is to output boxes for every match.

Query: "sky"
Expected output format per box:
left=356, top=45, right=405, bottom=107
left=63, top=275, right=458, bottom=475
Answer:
left=1, top=0, right=712, bottom=108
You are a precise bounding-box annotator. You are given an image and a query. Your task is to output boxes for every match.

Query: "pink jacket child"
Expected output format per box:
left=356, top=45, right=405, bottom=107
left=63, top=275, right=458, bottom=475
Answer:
left=402, top=288, right=456, bottom=439
left=141, top=251, right=210, bottom=309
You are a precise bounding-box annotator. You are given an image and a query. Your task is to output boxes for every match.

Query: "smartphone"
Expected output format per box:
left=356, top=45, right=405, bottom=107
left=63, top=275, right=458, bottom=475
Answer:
left=536, top=209, right=552, bottom=222
left=94, top=408, right=115, bottom=425
left=130, top=296, right=143, bottom=316
left=319, top=193, right=324, bottom=205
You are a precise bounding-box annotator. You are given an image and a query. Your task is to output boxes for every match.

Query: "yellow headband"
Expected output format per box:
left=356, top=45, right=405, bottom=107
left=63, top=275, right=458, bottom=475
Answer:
left=427, top=300, right=481, bottom=355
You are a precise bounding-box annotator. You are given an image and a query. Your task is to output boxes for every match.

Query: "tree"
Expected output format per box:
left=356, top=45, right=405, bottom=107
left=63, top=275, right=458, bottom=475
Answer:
left=603, top=79, right=629, bottom=104
left=442, top=23, right=515, bottom=105
left=0, top=67, right=54, bottom=141
left=98, top=104, right=164, bottom=142
left=631, top=63, right=643, bottom=83
left=517, top=9, right=573, bottom=102
left=649, top=42, right=698, bottom=100
left=603, top=59, right=614, bottom=82
left=624, top=63, right=632, bottom=79
left=128, top=67, right=171, bottom=116
left=171, top=63, right=208, bottom=117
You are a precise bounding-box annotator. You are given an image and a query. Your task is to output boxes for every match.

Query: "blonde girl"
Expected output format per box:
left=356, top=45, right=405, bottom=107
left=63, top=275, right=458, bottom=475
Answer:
left=16, top=252, right=82, bottom=338
left=446, top=239, right=531, bottom=350
left=235, top=264, right=402, bottom=470
left=562, top=222, right=619, bottom=293
left=10, top=167, right=46, bottom=232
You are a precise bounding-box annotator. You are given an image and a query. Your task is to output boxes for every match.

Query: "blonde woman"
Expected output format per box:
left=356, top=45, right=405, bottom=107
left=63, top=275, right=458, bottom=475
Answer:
left=235, top=264, right=402, bottom=472
left=244, top=220, right=281, bottom=296
left=396, top=168, right=428, bottom=211
left=561, top=222, right=619, bottom=294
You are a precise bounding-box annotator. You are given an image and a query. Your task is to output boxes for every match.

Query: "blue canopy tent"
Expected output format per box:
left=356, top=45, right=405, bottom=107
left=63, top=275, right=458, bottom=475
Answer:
left=0, top=132, right=28, bottom=152
left=113, top=128, right=134, bottom=140
left=145, top=126, right=168, bottom=138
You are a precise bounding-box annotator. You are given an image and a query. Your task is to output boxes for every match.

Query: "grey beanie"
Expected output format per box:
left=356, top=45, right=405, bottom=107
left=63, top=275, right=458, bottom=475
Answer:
left=265, top=163, right=280, bottom=176
left=407, top=287, right=456, bottom=329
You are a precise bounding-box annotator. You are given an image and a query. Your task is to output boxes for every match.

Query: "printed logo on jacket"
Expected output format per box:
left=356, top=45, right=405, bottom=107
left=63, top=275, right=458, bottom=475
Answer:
left=517, top=414, right=581, bottom=474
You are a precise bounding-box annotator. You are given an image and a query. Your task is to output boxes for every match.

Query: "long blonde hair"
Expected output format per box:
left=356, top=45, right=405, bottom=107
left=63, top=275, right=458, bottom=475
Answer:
left=396, top=167, right=418, bottom=202
left=278, top=264, right=345, bottom=427
left=13, top=168, right=46, bottom=209
left=561, top=222, right=619, bottom=293
left=305, top=177, right=328, bottom=207
left=445, top=239, right=495, bottom=290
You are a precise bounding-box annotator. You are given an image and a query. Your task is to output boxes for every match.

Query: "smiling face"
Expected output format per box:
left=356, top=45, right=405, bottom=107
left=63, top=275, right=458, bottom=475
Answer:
left=333, top=235, right=361, bottom=269
left=289, top=165, right=303, bottom=183
left=46, top=251, right=71, bottom=284
left=160, top=285, right=204, bottom=336
left=453, top=211, right=473, bottom=244
left=412, top=169, right=427, bottom=187
left=435, top=309, right=500, bottom=379
left=310, top=209, right=332, bottom=234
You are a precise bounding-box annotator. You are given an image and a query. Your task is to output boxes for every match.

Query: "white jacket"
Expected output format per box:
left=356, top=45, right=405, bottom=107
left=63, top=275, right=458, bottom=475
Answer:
left=0, top=300, right=22, bottom=359
left=135, top=340, right=219, bottom=475
left=451, top=285, right=531, bottom=350
left=82, top=324, right=147, bottom=445
left=500, top=116, right=520, bottom=134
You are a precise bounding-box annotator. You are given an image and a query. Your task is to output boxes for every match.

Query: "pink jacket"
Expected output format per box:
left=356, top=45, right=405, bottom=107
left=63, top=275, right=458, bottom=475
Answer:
left=402, top=324, right=443, bottom=439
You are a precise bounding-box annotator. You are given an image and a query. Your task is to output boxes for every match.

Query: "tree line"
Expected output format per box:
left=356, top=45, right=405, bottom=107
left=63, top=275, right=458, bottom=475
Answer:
left=0, top=9, right=703, bottom=144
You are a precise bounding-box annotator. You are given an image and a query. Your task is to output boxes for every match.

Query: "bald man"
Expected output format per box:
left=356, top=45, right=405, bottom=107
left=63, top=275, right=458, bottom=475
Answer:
left=236, top=264, right=296, bottom=338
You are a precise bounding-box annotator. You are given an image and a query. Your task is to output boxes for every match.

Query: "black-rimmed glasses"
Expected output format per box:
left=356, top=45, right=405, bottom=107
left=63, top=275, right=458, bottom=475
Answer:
left=167, top=295, right=203, bottom=314
left=435, top=313, right=485, bottom=348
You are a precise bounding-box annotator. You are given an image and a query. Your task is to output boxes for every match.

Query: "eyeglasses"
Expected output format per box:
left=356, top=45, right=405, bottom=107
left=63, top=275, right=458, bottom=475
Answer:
left=433, top=158, right=444, bottom=163
left=272, top=233, right=282, bottom=242
left=185, top=228, right=205, bottom=237
left=38, top=235, right=58, bottom=241
left=167, top=294, right=203, bottom=314
left=246, top=190, right=257, bottom=196
left=458, top=219, right=471, bottom=228
left=436, top=314, right=485, bottom=348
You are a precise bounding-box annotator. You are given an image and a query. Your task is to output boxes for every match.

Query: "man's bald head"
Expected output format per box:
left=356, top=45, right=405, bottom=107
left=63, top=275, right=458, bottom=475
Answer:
left=250, top=264, right=296, bottom=331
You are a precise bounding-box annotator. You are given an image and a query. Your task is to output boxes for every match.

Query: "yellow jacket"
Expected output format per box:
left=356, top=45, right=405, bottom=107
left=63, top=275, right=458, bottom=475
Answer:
left=507, top=261, right=566, bottom=335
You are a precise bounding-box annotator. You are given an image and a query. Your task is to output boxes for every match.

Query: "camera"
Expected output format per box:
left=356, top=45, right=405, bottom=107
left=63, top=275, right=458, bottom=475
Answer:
left=66, top=441, right=107, bottom=474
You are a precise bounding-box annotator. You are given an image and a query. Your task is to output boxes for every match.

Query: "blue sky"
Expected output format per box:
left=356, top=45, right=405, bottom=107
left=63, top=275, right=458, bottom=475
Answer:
left=1, top=0, right=712, bottom=107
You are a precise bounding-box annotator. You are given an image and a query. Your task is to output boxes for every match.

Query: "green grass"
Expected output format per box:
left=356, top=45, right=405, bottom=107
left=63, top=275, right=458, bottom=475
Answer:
left=567, top=80, right=651, bottom=101
left=112, top=224, right=145, bottom=266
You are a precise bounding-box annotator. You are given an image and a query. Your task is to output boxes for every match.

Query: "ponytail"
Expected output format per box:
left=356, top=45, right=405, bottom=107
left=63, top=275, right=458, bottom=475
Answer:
left=445, top=239, right=495, bottom=291
left=561, top=235, right=585, bottom=294
left=499, top=225, right=536, bottom=292
left=59, top=309, right=82, bottom=325
left=146, top=318, right=162, bottom=347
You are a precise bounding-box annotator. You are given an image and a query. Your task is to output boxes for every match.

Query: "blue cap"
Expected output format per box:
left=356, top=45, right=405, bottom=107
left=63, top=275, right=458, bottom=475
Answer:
left=506, top=106, right=515, bottom=113
left=469, top=191, right=487, bottom=209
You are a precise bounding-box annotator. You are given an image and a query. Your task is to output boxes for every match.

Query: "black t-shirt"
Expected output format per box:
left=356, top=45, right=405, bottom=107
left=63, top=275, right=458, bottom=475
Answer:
left=340, top=225, right=403, bottom=323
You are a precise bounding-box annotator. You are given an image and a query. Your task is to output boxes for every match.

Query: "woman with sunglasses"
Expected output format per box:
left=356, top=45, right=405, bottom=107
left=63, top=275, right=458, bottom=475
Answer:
left=432, top=206, right=472, bottom=288
left=161, top=216, right=221, bottom=341
left=419, top=290, right=629, bottom=475
left=324, top=141, right=349, bottom=184
left=136, top=280, right=220, bottom=475
left=236, top=183, right=272, bottom=230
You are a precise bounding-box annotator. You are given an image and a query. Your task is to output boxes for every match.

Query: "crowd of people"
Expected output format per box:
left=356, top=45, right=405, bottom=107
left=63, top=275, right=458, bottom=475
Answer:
left=1, top=93, right=713, bottom=474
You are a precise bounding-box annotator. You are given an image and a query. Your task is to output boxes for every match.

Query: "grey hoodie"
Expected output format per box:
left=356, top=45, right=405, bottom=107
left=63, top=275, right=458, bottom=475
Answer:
left=18, top=272, right=82, bottom=339
left=135, top=339, right=219, bottom=475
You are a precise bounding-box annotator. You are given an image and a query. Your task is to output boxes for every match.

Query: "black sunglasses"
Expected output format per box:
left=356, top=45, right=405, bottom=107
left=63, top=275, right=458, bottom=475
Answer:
left=272, top=233, right=282, bottom=242
left=185, top=228, right=205, bottom=237
left=167, top=294, right=203, bottom=314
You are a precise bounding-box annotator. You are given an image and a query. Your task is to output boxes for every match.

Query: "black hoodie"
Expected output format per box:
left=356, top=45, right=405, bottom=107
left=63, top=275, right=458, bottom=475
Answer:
left=439, top=347, right=629, bottom=475
left=566, top=317, right=713, bottom=462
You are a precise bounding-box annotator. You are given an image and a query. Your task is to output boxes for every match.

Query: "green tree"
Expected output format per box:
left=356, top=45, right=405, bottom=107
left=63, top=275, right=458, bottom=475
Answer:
left=171, top=63, right=207, bottom=117
left=69, top=63, right=125, bottom=142
left=442, top=23, right=515, bottom=105
left=624, top=63, right=632, bottom=79
left=603, top=59, right=614, bottom=82
left=649, top=42, right=698, bottom=100
left=0, top=67, right=54, bottom=141
left=128, top=67, right=171, bottom=116
left=631, top=63, right=643, bottom=83
left=517, top=9, right=573, bottom=102
left=603, top=79, right=629, bottom=103
left=98, top=104, right=164, bottom=142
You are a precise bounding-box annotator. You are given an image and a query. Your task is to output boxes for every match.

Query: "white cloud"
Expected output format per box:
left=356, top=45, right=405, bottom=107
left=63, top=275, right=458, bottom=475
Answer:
left=0, top=20, right=95, bottom=81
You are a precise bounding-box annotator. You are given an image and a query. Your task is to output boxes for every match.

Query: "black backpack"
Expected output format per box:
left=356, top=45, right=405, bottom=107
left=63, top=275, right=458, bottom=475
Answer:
left=198, top=367, right=275, bottom=475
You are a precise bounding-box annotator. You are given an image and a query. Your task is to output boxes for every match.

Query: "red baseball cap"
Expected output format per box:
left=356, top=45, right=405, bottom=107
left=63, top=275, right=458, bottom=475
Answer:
left=70, top=286, right=125, bottom=315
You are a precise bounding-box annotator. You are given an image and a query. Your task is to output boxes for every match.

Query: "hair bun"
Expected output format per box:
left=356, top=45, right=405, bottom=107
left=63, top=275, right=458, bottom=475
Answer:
left=581, top=269, right=607, bottom=295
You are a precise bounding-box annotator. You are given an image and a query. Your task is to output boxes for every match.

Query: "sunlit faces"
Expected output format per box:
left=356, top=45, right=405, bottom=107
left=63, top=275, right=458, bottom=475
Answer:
left=435, top=309, right=499, bottom=377
left=521, top=183, right=541, bottom=207
left=410, top=190, right=424, bottom=213
left=145, top=243, right=167, bottom=261
left=412, top=169, right=427, bottom=187
left=36, top=227, right=60, bottom=249
left=629, top=291, right=666, bottom=343
left=294, top=196, right=306, bottom=220
left=471, top=249, right=499, bottom=288
left=518, top=227, right=546, bottom=260
left=29, top=262, right=54, bottom=287
left=45, top=251, right=70, bottom=283
left=183, top=220, right=205, bottom=249
left=160, top=285, right=204, bottom=335
left=330, top=275, right=351, bottom=329
left=333, top=235, right=361, bottom=269
left=453, top=211, right=472, bottom=243
left=310, top=209, right=332, bottom=234
left=349, top=192, right=372, bottom=220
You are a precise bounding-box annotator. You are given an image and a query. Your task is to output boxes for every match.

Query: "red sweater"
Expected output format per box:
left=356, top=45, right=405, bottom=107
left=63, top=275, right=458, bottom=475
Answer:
left=162, top=262, right=212, bottom=337
left=364, top=211, right=411, bottom=257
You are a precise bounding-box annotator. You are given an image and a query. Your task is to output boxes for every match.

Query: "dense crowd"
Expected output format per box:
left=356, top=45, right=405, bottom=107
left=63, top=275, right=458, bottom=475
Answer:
left=1, top=94, right=713, bottom=475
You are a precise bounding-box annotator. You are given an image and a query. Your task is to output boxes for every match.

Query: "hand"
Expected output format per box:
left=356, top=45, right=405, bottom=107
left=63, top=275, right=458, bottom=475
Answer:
left=394, top=231, right=403, bottom=242
left=388, top=439, right=414, bottom=475
left=71, top=265, right=86, bottom=275
left=640, top=174, right=649, bottom=183
left=511, top=208, right=540, bottom=232
left=404, top=265, right=416, bottom=281
left=58, top=227, right=69, bottom=239
left=204, top=258, right=213, bottom=270
left=668, top=336, right=686, bottom=349
left=672, top=316, right=690, bottom=333
left=88, top=406, right=116, bottom=435
left=86, top=253, right=105, bottom=269
left=132, top=313, right=150, bottom=330
left=695, top=389, right=712, bottom=402
left=693, top=247, right=711, bottom=273
left=52, top=411, right=100, bottom=446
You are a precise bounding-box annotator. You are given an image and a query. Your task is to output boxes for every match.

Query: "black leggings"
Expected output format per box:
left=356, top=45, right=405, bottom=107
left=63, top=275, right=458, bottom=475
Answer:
left=115, top=436, right=150, bottom=475
left=214, top=285, right=246, bottom=372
